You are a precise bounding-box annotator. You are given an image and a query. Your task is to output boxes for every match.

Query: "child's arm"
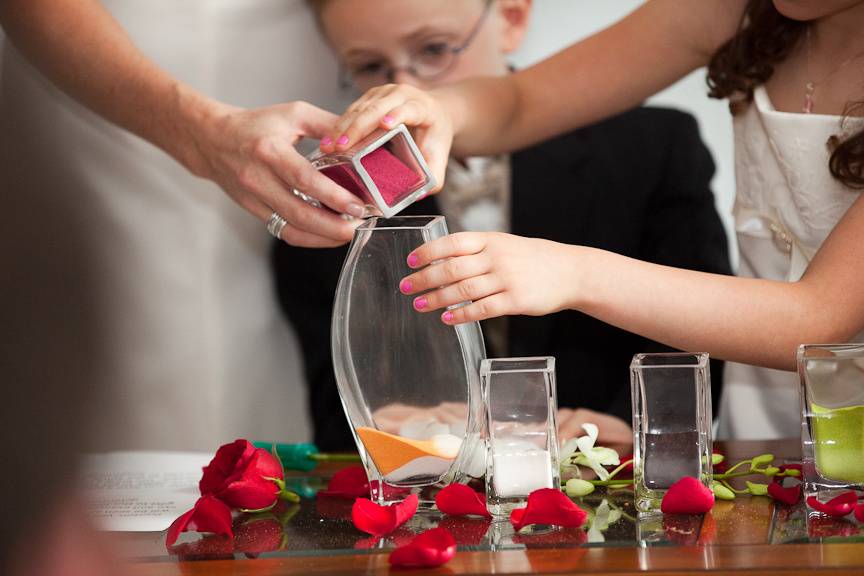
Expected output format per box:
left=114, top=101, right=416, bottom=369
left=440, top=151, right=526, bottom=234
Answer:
left=324, top=0, right=747, bottom=176
left=399, top=194, right=864, bottom=372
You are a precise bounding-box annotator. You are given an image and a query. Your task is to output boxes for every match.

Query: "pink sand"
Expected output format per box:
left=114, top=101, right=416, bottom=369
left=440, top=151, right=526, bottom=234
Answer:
left=320, top=147, right=422, bottom=207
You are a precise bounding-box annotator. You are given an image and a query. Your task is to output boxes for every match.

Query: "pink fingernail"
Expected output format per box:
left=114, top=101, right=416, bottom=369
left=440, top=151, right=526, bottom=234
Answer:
left=407, top=253, right=419, bottom=267
left=400, top=279, right=413, bottom=293
left=442, top=311, right=454, bottom=323
left=414, top=297, right=428, bottom=311
left=383, top=115, right=395, bottom=125
left=321, top=136, right=333, bottom=146
left=337, top=135, right=350, bottom=146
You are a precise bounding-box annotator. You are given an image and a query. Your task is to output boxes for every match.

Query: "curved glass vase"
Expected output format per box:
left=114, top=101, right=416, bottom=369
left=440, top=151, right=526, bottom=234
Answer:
left=332, top=216, right=486, bottom=505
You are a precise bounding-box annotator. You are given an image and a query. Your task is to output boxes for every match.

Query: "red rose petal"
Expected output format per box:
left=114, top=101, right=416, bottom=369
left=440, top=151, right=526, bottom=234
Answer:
left=352, top=494, right=419, bottom=536
left=806, top=491, right=858, bottom=517
left=435, top=484, right=491, bottom=518
left=767, top=481, right=801, bottom=505
left=388, top=527, right=456, bottom=569
left=660, top=477, right=714, bottom=515
left=318, top=465, right=370, bottom=499
left=509, top=488, right=588, bottom=532
left=767, top=464, right=803, bottom=505
left=855, top=503, right=864, bottom=523
left=166, top=495, right=233, bottom=548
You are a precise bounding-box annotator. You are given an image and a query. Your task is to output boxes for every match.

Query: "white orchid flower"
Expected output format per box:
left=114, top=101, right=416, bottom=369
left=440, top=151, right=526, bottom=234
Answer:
left=560, top=423, right=619, bottom=481
left=586, top=499, right=623, bottom=543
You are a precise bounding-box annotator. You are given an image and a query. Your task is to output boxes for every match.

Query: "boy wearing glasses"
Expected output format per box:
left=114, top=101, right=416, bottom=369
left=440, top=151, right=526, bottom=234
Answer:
left=275, top=0, right=731, bottom=450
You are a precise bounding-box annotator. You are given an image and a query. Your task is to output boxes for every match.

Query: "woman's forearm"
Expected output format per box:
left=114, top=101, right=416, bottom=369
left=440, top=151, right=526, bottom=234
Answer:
left=0, top=0, right=221, bottom=174
left=1, top=0, right=371, bottom=247
left=573, top=247, right=860, bottom=372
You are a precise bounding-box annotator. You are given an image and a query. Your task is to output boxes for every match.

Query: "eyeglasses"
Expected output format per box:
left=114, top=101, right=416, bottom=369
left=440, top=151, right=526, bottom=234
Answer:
left=341, top=0, right=494, bottom=90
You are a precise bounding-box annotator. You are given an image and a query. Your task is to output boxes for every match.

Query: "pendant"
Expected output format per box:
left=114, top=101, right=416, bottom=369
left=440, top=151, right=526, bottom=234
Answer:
left=803, top=81, right=815, bottom=114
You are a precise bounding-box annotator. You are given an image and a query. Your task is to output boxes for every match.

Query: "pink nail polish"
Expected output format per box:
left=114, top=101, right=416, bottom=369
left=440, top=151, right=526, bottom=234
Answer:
left=407, top=253, right=419, bottom=267
left=383, top=115, right=395, bottom=125
left=400, top=279, right=413, bottom=293
left=337, top=135, right=350, bottom=146
left=442, top=311, right=454, bottom=323
left=321, top=136, right=332, bottom=146
left=414, top=297, right=428, bottom=311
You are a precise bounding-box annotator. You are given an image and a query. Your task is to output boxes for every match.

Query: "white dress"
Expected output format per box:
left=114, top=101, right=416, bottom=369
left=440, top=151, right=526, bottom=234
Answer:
left=716, top=86, right=864, bottom=439
left=0, top=1, right=349, bottom=450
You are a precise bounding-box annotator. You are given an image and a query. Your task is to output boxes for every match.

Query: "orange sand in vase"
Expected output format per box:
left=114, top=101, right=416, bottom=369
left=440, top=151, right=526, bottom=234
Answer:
left=356, top=427, right=463, bottom=483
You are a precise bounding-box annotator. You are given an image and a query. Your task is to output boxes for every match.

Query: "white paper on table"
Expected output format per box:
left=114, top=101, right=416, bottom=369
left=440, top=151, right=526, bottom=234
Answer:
left=79, top=451, right=211, bottom=532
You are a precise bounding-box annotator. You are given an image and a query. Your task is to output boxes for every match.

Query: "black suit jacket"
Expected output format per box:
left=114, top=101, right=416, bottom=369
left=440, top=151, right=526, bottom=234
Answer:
left=273, top=107, right=731, bottom=451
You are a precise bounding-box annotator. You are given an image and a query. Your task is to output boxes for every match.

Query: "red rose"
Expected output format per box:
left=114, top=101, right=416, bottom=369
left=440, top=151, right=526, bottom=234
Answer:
left=200, top=439, right=284, bottom=510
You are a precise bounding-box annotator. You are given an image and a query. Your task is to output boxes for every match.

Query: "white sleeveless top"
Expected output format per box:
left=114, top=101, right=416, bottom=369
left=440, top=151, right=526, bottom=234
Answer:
left=0, top=1, right=349, bottom=450
left=716, top=86, right=864, bottom=439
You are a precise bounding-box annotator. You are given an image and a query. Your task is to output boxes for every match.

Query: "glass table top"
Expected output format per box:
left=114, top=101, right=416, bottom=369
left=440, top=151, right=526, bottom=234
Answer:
left=127, top=470, right=864, bottom=562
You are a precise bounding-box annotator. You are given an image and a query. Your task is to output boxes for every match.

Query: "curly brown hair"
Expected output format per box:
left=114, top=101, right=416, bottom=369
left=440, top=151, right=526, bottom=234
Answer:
left=707, top=0, right=864, bottom=189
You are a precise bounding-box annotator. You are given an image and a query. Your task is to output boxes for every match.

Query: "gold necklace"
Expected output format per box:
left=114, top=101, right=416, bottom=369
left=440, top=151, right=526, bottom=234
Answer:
left=804, top=26, right=864, bottom=114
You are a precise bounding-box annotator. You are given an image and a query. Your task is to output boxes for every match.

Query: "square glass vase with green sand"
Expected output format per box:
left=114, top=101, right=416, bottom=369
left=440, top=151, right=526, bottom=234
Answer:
left=799, top=344, right=864, bottom=512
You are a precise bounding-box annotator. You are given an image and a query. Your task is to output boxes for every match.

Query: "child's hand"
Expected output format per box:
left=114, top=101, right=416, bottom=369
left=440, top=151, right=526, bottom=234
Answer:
left=321, top=84, right=453, bottom=193
left=399, top=232, right=581, bottom=324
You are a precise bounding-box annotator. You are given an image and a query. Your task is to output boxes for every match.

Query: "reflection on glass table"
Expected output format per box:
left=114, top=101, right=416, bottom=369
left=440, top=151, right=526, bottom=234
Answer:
left=159, top=478, right=864, bottom=562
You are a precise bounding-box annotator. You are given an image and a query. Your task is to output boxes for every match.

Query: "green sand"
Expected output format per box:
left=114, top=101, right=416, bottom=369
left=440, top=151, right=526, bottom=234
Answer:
left=812, top=403, right=864, bottom=484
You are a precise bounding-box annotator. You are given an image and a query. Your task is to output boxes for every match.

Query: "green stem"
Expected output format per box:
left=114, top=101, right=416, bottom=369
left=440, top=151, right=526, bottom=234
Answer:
left=713, top=471, right=755, bottom=481
left=713, top=469, right=791, bottom=482
left=719, top=458, right=753, bottom=476
left=309, top=453, right=362, bottom=462
left=590, top=479, right=635, bottom=487
left=603, top=459, right=634, bottom=481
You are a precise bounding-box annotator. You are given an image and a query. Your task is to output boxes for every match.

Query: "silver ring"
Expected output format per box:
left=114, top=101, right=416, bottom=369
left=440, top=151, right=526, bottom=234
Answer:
left=266, top=212, right=288, bottom=239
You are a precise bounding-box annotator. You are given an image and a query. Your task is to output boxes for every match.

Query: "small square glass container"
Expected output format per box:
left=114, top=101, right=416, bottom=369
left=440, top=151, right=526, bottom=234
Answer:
left=481, top=357, right=560, bottom=518
left=799, top=344, right=864, bottom=511
left=630, top=352, right=713, bottom=514
left=307, top=123, right=436, bottom=218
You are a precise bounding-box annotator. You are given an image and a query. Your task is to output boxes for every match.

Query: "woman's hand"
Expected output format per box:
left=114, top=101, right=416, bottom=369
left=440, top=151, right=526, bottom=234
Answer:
left=189, top=100, right=366, bottom=248
left=398, top=232, right=582, bottom=324
left=320, top=83, right=454, bottom=194
left=557, top=408, right=632, bottom=452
